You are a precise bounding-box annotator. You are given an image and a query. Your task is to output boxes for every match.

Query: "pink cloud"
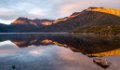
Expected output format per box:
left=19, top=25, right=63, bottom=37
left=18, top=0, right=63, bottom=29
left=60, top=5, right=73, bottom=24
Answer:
left=56, top=0, right=120, bottom=18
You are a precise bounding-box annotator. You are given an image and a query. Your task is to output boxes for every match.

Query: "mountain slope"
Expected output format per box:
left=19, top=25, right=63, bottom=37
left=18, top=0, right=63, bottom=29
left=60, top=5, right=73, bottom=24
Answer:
left=70, top=7, right=120, bottom=34
left=40, top=7, right=120, bottom=33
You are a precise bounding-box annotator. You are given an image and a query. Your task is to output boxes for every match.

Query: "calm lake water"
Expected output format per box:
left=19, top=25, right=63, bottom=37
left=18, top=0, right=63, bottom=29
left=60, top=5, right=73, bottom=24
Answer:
left=0, top=34, right=120, bottom=70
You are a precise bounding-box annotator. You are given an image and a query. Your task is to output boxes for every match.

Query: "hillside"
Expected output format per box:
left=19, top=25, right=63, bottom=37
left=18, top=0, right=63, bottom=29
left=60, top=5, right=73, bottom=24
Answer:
left=72, top=7, right=120, bottom=34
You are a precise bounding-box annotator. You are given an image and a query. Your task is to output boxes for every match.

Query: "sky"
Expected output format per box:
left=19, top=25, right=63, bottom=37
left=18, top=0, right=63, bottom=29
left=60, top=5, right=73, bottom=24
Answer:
left=0, top=0, right=120, bottom=24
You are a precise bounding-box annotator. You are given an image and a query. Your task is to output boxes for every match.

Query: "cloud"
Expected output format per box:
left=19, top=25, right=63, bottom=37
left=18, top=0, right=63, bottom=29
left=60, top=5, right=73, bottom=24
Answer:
left=0, top=19, right=14, bottom=24
left=56, top=0, right=120, bottom=18
left=0, top=8, right=22, bottom=20
left=57, top=3, right=86, bottom=18
left=28, top=8, right=46, bottom=17
left=0, top=0, right=119, bottom=24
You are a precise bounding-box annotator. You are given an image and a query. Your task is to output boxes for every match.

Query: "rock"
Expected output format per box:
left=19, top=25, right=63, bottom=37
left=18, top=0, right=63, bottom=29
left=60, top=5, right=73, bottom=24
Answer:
left=12, top=65, right=16, bottom=70
left=93, top=58, right=111, bottom=68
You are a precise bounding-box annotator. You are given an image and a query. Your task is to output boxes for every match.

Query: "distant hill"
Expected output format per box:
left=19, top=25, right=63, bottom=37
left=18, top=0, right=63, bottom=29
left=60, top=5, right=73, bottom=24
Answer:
left=12, top=17, right=53, bottom=26
left=10, top=17, right=53, bottom=32
left=0, top=23, right=10, bottom=32
left=0, top=17, right=54, bottom=32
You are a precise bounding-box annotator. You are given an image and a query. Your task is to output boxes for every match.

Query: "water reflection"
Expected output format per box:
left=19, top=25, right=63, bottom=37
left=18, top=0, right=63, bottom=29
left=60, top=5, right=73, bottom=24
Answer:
left=0, top=34, right=120, bottom=70
left=0, top=43, right=102, bottom=70
left=0, top=34, right=120, bottom=57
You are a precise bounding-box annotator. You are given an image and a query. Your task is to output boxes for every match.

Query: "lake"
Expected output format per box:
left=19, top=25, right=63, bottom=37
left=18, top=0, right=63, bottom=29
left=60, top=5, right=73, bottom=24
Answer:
left=0, top=34, right=120, bottom=70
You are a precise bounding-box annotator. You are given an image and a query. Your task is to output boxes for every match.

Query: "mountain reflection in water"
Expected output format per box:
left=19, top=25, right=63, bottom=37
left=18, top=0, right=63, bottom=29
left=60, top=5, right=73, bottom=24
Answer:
left=0, top=34, right=120, bottom=70
left=0, top=34, right=120, bottom=57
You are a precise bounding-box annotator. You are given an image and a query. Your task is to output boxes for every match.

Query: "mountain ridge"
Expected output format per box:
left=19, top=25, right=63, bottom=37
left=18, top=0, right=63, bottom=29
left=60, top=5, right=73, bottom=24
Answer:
left=0, top=7, right=120, bottom=33
left=11, top=17, right=53, bottom=26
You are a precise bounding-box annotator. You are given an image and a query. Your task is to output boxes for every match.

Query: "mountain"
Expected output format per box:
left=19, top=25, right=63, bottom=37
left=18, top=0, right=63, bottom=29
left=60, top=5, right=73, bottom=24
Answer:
left=9, top=17, right=53, bottom=32
left=38, top=12, right=84, bottom=32
left=5, top=15, right=80, bottom=32
left=0, top=18, right=54, bottom=32
left=0, top=7, right=120, bottom=33
left=12, top=17, right=53, bottom=26
left=39, top=7, right=120, bottom=33
left=71, top=7, right=120, bottom=34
